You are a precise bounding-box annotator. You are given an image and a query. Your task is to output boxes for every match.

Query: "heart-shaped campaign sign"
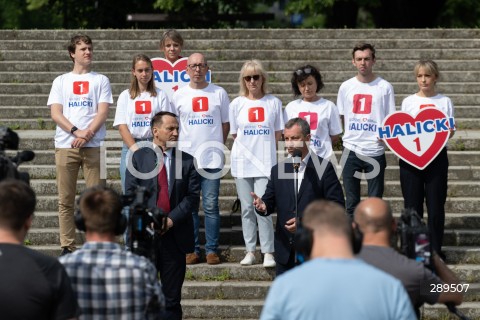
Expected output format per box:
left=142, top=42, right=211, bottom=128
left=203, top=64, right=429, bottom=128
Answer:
left=152, top=57, right=212, bottom=100
left=152, top=57, right=189, bottom=100
left=378, top=108, right=455, bottom=170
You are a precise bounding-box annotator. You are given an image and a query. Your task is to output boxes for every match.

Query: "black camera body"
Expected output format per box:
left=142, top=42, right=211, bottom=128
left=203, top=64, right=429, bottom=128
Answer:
left=397, top=208, right=433, bottom=270
left=0, top=127, right=35, bottom=184
left=123, top=186, right=168, bottom=262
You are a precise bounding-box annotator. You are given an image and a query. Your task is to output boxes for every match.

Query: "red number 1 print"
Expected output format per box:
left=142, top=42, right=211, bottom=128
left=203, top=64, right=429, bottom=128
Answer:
left=192, top=97, right=209, bottom=112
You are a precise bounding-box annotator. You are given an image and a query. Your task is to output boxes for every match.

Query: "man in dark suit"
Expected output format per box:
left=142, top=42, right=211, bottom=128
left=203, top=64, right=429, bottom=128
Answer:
left=125, top=111, right=200, bottom=320
left=252, top=117, right=345, bottom=275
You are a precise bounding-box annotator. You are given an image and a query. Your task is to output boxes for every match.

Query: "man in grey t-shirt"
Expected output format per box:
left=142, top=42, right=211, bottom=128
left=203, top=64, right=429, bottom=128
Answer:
left=355, top=197, right=463, bottom=317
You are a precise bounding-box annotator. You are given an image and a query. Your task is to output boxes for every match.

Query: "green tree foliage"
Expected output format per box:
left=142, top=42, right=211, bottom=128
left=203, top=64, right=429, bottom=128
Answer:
left=285, top=0, right=480, bottom=28
left=438, top=0, right=480, bottom=27
left=153, top=0, right=277, bottom=27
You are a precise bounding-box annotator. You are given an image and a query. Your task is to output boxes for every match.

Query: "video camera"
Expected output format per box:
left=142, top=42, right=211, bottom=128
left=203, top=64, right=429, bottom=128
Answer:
left=0, top=127, right=35, bottom=184
left=122, top=186, right=168, bottom=262
left=397, top=208, right=433, bottom=270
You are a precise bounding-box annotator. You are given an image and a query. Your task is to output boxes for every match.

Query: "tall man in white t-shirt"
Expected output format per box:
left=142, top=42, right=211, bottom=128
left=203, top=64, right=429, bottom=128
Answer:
left=48, top=34, right=113, bottom=256
left=337, top=43, right=396, bottom=216
left=172, top=53, right=230, bottom=265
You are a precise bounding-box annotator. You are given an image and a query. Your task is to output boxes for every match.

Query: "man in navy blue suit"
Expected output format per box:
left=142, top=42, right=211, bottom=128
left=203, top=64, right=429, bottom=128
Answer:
left=252, top=117, right=345, bottom=275
left=125, top=111, right=200, bottom=320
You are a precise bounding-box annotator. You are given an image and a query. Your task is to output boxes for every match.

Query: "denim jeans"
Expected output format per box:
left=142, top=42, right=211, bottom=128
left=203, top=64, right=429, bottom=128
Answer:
left=235, top=177, right=274, bottom=253
left=120, top=144, right=129, bottom=194
left=193, top=168, right=221, bottom=255
left=342, top=149, right=386, bottom=216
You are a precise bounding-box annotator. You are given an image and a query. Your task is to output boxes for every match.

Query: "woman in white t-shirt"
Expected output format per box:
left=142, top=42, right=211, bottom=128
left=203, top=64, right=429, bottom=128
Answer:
left=400, top=60, right=455, bottom=259
left=114, top=54, right=172, bottom=192
left=284, top=65, right=342, bottom=160
left=229, top=60, right=284, bottom=267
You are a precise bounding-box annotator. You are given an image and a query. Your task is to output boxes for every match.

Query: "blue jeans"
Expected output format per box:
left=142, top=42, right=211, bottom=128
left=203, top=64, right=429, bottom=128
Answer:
left=193, top=168, right=221, bottom=255
left=342, top=149, right=387, bottom=216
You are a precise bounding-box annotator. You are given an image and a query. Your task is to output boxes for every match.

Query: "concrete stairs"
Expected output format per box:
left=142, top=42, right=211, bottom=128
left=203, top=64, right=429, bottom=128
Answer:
left=1, top=29, right=480, bottom=319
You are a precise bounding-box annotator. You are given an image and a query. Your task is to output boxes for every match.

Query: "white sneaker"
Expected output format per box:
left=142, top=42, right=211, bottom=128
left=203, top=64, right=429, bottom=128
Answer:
left=240, top=252, right=256, bottom=265
left=263, top=253, right=276, bottom=268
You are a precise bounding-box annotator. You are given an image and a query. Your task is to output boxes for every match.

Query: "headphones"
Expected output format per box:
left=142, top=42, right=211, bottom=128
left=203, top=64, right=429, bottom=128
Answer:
left=294, top=218, right=364, bottom=263
left=74, top=188, right=127, bottom=236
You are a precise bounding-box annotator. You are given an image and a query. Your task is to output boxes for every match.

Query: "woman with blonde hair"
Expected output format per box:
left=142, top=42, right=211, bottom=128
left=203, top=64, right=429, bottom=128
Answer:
left=229, top=60, right=284, bottom=267
left=400, top=59, right=455, bottom=259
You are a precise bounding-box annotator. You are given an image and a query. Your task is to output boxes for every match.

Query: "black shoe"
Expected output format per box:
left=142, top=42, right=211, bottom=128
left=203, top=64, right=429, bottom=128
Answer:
left=59, top=248, right=72, bottom=257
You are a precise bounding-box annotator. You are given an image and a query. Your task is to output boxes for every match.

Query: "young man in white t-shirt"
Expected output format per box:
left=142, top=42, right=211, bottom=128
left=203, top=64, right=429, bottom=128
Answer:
left=48, top=34, right=113, bottom=256
left=171, top=53, right=230, bottom=265
left=336, top=43, right=396, bottom=216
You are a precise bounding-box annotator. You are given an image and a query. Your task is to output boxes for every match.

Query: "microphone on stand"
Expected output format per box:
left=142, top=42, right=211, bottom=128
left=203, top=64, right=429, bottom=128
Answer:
left=291, top=148, right=302, bottom=263
left=292, top=149, right=302, bottom=173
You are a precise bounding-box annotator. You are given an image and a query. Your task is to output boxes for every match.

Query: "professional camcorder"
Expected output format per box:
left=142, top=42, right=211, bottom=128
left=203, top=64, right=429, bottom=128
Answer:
left=0, top=127, right=35, bottom=184
left=123, top=186, right=168, bottom=262
left=397, top=208, right=433, bottom=270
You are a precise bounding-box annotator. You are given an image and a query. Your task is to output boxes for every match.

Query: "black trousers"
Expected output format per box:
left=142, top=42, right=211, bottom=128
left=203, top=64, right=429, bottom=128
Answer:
left=399, top=148, right=448, bottom=254
left=275, top=248, right=296, bottom=277
left=156, top=231, right=186, bottom=320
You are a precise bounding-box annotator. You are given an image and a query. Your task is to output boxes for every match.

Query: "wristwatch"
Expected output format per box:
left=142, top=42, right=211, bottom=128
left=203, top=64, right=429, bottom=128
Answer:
left=70, top=126, right=78, bottom=134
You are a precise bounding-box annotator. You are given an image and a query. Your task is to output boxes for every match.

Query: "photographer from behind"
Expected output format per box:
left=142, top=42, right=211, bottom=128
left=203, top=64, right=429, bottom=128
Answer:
left=125, top=111, right=201, bottom=320
left=355, top=197, right=463, bottom=318
left=59, top=186, right=165, bottom=319
left=0, top=179, right=80, bottom=320
left=260, top=200, right=415, bottom=320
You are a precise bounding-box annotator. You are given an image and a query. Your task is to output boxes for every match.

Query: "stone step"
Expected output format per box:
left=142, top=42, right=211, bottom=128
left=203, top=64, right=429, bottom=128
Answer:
left=30, top=210, right=480, bottom=232
left=182, top=280, right=480, bottom=303
left=26, top=178, right=480, bottom=198
left=422, top=302, right=480, bottom=320
left=14, top=147, right=480, bottom=167
left=4, top=70, right=480, bottom=85
left=182, top=299, right=480, bottom=320
left=4, top=48, right=480, bottom=63
left=4, top=60, right=480, bottom=73
left=26, top=226, right=244, bottom=247
left=0, top=106, right=118, bottom=119
left=32, top=194, right=480, bottom=213
left=182, top=299, right=264, bottom=319
left=4, top=38, right=480, bottom=51
left=29, top=179, right=238, bottom=197
left=2, top=29, right=480, bottom=41
left=24, top=224, right=480, bottom=248
left=17, top=163, right=480, bottom=182
left=227, top=245, right=480, bottom=266
left=0, top=93, right=479, bottom=107
left=182, top=300, right=480, bottom=320
left=182, top=281, right=270, bottom=300
left=2, top=81, right=480, bottom=96
left=7, top=129, right=480, bottom=152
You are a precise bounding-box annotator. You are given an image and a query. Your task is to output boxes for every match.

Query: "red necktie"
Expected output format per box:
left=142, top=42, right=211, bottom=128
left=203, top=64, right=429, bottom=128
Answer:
left=157, top=153, right=170, bottom=213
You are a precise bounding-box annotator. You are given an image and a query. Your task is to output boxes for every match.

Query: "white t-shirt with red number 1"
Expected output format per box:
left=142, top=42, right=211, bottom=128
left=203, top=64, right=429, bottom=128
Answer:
left=284, top=98, right=342, bottom=159
left=337, top=76, right=396, bottom=157
left=401, top=93, right=454, bottom=118
left=229, top=95, right=284, bottom=178
left=47, top=72, right=113, bottom=148
left=113, top=88, right=173, bottom=139
left=172, top=83, right=230, bottom=169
